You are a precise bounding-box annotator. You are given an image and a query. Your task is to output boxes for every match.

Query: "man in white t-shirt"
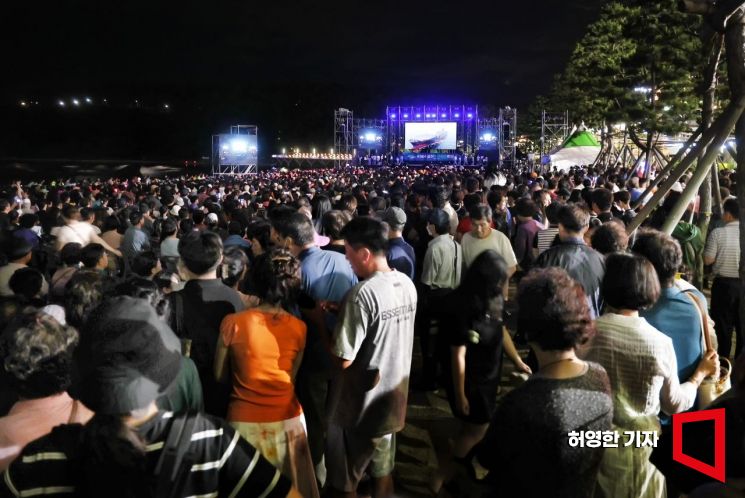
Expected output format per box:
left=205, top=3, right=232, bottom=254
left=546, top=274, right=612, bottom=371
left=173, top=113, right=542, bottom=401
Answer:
left=54, top=205, right=122, bottom=258
left=327, top=217, right=417, bottom=498
left=461, top=204, right=517, bottom=296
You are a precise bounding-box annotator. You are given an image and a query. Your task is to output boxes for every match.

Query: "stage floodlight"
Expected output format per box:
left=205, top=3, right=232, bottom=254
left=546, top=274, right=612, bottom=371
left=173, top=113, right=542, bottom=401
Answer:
left=482, top=133, right=493, bottom=141
left=403, top=113, right=409, bottom=118
left=441, top=113, right=447, bottom=118
left=365, top=132, right=377, bottom=142
left=72, top=99, right=79, bottom=106
left=390, top=114, right=396, bottom=119
left=230, top=138, right=249, bottom=153
left=416, top=113, right=421, bottom=118
left=58, top=100, right=65, bottom=107
left=467, top=113, right=473, bottom=119
left=454, top=113, right=460, bottom=118
left=85, top=97, right=92, bottom=103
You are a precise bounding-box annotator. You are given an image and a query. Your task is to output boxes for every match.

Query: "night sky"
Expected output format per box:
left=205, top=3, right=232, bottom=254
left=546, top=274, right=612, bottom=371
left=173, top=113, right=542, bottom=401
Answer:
left=1, top=1, right=604, bottom=159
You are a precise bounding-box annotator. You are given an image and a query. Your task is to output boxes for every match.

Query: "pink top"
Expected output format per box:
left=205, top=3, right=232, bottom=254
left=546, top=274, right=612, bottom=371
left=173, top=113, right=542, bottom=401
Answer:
left=0, top=392, right=93, bottom=470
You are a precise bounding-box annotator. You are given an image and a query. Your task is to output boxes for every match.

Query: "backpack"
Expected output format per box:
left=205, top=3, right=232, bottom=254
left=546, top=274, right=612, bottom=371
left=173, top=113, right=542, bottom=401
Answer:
left=672, top=222, right=704, bottom=281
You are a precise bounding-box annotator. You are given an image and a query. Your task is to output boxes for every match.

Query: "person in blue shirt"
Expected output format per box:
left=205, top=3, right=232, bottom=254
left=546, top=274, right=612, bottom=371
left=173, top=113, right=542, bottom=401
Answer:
left=223, top=220, right=252, bottom=251
left=270, top=208, right=358, bottom=486
left=382, top=207, right=416, bottom=280
left=634, top=229, right=710, bottom=411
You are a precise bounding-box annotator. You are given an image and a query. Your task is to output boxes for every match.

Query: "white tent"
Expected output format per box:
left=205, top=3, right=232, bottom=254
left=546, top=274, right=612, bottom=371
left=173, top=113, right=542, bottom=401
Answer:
left=549, top=130, right=601, bottom=171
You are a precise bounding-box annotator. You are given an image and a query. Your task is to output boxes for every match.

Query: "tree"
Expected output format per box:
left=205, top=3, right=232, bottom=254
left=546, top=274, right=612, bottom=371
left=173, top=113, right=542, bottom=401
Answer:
left=542, top=1, right=704, bottom=171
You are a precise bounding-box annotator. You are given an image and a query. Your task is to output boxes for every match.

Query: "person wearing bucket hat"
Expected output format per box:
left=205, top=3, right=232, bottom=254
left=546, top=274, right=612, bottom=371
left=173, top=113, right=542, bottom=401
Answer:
left=2, top=296, right=297, bottom=498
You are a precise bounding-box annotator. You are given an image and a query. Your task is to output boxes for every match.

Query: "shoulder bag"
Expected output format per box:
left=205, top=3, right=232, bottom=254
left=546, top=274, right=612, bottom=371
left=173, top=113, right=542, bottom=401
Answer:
left=684, top=290, right=731, bottom=407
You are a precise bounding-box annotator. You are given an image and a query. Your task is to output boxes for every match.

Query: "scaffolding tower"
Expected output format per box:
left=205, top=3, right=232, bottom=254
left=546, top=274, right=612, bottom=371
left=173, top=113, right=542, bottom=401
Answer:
left=499, top=107, right=518, bottom=168
left=541, top=111, right=570, bottom=158
left=334, top=109, right=355, bottom=168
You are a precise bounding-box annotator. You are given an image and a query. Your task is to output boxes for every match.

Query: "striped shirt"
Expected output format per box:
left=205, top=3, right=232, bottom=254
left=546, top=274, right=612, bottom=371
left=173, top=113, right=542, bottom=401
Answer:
left=582, top=314, right=698, bottom=431
left=2, top=411, right=290, bottom=498
left=704, top=221, right=740, bottom=278
left=534, top=226, right=559, bottom=256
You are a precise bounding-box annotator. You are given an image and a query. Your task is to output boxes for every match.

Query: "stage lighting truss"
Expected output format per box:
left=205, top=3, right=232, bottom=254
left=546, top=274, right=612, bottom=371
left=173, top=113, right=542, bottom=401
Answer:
left=541, top=110, right=570, bottom=158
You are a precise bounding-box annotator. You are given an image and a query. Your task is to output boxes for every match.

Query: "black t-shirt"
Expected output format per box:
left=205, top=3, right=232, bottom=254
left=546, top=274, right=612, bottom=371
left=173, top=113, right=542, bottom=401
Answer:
left=449, top=311, right=504, bottom=386
left=169, top=279, right=244, bottom=416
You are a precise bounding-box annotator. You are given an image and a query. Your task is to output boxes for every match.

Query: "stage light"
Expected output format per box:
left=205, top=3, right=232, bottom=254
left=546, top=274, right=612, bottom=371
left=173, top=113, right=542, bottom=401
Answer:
left=467, top=113, right=473, bottom=118
left=364, top=132, right=376, bottom=142
left=330, top=148, right=334, bottom=154
left=441, top=113, right=447, bottom=118
left=230, top=138, right=248, bottom=153
left=282, top=148, right=286, bottom=154
left=85, top=97, right=92, bottom=103
left=72, top=99, right=80, bottom=106
left=403, top=114, right=409, bottom=118
left=415, top=114, right=421, bottom=118
left=390, top=114, right=396, bottom=119
left=482, top=133, right=494, bottom=141
left=58, top=100, right=65, bottom=107
left=164, top=103, right=170, bottom=109
left=454, top=113, right=460, bottom=118
left=20, top=101, right=27, bottom=107
left=222, top=144, right=229, bottom=151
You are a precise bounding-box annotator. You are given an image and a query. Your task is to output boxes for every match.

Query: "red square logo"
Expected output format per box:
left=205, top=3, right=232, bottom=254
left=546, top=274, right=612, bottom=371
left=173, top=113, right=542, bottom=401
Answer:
left=672, top=408, right=726, bottom=482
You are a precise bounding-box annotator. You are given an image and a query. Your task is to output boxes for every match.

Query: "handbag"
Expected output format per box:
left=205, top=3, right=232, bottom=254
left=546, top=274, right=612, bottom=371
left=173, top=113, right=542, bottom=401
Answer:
left=684, top=290, right=732, bottom=407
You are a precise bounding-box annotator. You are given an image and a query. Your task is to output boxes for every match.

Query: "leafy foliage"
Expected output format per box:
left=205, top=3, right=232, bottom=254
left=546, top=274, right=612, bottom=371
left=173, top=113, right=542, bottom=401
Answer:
left=536, top=0, right=704, bottom=140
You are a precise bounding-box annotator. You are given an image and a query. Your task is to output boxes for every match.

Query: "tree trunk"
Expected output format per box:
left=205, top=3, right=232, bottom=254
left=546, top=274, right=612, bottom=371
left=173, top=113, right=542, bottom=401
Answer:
left=627, top=98, right=745, bottom=232
left=724, top=14, right=745, bottom=358
left=661, top=104, right=745, bottom=234
left=630, top=123, right=704, bottom=209
left=696, top=34, right=724, bottom=288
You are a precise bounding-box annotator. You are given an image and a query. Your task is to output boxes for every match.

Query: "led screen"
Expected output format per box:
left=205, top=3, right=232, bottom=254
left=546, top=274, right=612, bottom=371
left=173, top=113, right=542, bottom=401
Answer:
left=404, top=122, right=457, bottom=151
left=218, top=134, right=258, bottom=166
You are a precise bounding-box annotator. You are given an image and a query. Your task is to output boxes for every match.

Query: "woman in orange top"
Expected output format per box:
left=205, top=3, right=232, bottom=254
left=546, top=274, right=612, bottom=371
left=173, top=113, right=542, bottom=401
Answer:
left=216, top=249, right=318, bottom=498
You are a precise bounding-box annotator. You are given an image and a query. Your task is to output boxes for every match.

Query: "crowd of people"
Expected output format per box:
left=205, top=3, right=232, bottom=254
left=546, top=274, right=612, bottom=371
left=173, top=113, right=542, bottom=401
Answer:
left=0, top=163, right=742, bottom=497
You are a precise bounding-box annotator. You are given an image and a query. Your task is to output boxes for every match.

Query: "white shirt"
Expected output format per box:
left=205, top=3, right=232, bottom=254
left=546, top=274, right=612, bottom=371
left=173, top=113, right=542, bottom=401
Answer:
left=704, top=221, right=740, bottom=278
left=421, top=234, right=462, bottom=290
left=54, top=220, right=98, bottom=251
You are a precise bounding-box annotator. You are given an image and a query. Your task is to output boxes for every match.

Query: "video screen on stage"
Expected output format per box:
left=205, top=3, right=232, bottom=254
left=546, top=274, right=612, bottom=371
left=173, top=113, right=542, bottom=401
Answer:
left=218, top=134, right=258, bottom=166
left=404, top=122, right=457, bottom=151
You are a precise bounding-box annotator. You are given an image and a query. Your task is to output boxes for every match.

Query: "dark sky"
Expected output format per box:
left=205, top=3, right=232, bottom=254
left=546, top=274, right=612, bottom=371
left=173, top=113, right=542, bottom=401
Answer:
left=1, top=1, right=604, bottom=157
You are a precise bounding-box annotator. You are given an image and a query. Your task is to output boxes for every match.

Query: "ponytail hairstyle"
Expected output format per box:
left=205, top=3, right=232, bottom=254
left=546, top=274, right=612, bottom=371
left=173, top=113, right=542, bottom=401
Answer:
left=220, top=246, right=249, bottom=289
left=77, top=413, right=151, bottom=498
left=251, top=248, right=301, bottom=312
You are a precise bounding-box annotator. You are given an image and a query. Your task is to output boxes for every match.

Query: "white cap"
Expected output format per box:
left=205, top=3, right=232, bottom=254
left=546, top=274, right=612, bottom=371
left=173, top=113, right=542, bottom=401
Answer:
left=170, top=205, right=181, bottom=216
left=206, top=213, right=219, bottom=224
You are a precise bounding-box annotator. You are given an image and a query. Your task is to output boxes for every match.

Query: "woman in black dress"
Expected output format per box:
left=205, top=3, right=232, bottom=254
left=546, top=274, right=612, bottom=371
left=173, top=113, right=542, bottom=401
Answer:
left=433, top=249, right=530, bottom=493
